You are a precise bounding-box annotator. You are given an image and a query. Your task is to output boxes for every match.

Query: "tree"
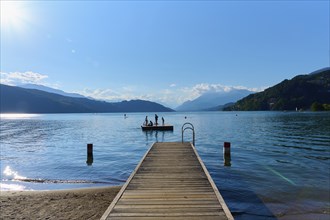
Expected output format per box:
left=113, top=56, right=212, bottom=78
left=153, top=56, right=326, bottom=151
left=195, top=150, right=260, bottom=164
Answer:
left=311, top=102, right=324, bottom=111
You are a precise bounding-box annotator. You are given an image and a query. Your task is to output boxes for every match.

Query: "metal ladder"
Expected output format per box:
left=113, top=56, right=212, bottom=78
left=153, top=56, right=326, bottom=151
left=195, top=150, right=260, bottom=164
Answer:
left=181, top=122, right=195, bottom=146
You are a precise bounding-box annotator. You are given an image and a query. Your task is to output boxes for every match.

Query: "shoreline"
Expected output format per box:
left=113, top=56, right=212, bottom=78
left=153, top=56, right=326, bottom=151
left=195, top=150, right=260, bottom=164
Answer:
left=0, top=185, right=122, bottom=220
left=1, top=185, right=329, bottom=220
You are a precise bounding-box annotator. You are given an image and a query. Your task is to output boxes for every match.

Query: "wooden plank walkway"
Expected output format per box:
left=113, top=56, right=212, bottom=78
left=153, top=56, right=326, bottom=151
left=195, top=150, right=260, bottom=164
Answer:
left=101, top=142, right=233, bottom=220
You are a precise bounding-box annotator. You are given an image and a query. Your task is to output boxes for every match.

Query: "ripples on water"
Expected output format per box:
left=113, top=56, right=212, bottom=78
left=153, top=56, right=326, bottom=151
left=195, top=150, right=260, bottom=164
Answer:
left=1, top=112, right=329, bottom=219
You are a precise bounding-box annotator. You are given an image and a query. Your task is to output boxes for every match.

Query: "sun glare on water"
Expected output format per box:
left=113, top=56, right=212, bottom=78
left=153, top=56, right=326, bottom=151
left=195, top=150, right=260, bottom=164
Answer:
left=0, top=1, right=30, bottom=32
left=0, top=113, right=40, bottom=119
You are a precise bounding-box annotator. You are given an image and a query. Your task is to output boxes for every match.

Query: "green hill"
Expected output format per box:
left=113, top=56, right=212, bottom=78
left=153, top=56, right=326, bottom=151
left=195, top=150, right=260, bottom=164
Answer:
left=224, top=68, right=330, bottom=111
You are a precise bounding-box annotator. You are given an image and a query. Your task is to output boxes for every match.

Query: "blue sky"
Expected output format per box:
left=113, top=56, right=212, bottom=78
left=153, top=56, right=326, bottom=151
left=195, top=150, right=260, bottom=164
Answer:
left=1, top=1, right=329, bottom=107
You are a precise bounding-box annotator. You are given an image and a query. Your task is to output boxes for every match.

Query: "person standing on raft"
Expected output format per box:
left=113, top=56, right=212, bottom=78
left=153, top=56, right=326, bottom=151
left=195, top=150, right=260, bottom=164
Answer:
left=155, top=114, right=159, bottom=125
left=144, top=116, right=148, bottom=126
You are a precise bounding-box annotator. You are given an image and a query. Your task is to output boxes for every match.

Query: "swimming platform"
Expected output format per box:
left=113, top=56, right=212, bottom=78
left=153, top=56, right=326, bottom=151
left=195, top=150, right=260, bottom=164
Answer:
left=101, top=142, right=233, bottom=220
left=141, top=125, right=174, bottom=131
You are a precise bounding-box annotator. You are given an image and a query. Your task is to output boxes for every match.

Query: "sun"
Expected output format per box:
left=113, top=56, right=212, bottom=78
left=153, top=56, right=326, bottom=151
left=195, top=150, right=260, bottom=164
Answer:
left=0, top=1, right=29, bottom=32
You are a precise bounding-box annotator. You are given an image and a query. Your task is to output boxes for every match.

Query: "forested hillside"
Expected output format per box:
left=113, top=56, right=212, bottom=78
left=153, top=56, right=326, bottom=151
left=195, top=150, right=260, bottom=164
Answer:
left=224, top=68, right=330, bottom=111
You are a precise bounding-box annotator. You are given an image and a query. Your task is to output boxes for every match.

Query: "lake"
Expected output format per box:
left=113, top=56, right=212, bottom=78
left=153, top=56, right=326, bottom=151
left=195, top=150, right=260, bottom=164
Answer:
left=1, top=112, right=329, bottom=219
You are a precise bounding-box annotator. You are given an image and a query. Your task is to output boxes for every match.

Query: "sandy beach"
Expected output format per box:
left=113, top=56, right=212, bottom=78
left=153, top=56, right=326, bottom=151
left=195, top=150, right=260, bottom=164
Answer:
left=0, top=186, right=122, bottom=220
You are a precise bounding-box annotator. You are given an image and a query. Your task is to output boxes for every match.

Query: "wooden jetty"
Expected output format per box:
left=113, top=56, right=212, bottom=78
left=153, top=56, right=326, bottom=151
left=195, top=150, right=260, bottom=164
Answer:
left=101, top=142, right=233, bottom=220
left=141, top=125, right=174, bottom=131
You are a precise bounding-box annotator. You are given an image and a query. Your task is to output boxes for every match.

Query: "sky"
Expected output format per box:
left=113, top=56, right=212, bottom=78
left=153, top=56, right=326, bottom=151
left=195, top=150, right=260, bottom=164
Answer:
left=1, top=0, right=329, bottom=108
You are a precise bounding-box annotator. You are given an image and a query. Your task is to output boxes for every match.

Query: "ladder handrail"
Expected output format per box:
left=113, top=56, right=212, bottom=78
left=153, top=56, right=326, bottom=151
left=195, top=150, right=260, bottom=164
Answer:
left=181, top=122, right=195, bottom=146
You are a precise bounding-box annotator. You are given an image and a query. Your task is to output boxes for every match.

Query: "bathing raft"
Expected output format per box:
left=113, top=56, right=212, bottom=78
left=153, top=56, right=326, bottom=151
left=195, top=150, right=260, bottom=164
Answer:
left=141, top=125, right=174, bottom=131
left=101, top=142, right=233, bottom=220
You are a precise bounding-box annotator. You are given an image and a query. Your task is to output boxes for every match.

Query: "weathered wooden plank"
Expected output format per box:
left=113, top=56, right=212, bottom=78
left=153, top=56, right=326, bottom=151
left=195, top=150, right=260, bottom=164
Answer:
left=112, top=205, right=223, bottom=211
left=117, top=199, right=220, bottom=205
left=109, top=212, right=227, bottom=217
left=128, top=181, right=211, bottom=184
left=108, top=216, right=223, bottom=220
left=121, top=193, right=218, bottom=199
left=128, top=181, right=209, bottom=185
left=126, top=187, right=214, bottom=191
left=100, top=142, right=233, bottom=220
left=111, top=209, right=224, bottom=215
left=119, top=197, right=221, bottom=201
left=123, top=190, right=215, bottom=194
left=114, top=204, right=221, bottom=209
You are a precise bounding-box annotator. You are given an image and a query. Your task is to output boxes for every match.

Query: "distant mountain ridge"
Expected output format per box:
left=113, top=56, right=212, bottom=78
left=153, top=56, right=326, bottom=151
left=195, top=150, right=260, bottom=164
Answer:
left=224, top=68, right=330, bottom=111
left=19, top=84, right=86, bottom=98
left=175, top=89, right=253, bottom=111
left=308, top=67, right=330, bottom=75
left=205, top=102, right=235, bottom=111
left=0, top=84, right=174, bottom=113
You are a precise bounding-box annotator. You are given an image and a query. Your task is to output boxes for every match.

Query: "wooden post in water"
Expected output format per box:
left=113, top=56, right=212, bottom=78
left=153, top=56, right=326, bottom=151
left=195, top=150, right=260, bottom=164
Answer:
left=86, top=143, right=93, bottom=165
left=224, top=142, right=231, bottom=166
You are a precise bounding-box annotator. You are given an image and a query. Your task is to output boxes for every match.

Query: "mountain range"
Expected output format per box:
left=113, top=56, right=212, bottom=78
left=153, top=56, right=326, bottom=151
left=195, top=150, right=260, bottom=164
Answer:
left=1, top=67, right=329, bottom=113
left=19, top=84, right=86, bottom=99
left=0, top=84, right=174, bottom=113
left=175, top=89, right=253, bottom=111
left=224, top=67, right=330, bottom=111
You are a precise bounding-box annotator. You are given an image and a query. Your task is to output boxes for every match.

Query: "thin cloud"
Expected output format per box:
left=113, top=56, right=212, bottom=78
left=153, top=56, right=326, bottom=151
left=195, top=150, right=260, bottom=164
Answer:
left=80, top=87, right=142, bottom=102
left=176, top=83, right=263, bottom=105
left=0, top=71, right=48, bottom=85
left=80, top=88, right=120, bottom=100
left=66, top=38, right=73, bottom=43
left=78, top=83, right=264, bottom=108
left=191, top=83, right=262, bottom=95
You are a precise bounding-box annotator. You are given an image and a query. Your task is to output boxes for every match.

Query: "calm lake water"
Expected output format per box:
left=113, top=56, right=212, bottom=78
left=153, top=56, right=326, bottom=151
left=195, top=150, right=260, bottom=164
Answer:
left=1, top=112, right=329, bottom=219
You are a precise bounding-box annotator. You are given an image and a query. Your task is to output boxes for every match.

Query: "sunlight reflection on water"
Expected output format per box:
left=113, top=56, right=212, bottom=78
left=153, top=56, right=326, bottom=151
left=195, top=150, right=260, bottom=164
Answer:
left=0, top=113, right=40, bottom=119
left=3, top=165, right=27, bottom=180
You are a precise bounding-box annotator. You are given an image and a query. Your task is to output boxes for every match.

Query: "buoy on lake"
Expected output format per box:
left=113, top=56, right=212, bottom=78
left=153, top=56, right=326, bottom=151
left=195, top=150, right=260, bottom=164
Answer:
left=86, top=143, right=93, bottom=165
left=223, top=142, right=231, bottom=167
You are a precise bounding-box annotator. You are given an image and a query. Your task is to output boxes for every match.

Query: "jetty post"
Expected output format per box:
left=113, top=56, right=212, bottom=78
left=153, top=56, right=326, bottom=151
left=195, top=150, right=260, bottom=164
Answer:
left=86, top=143, right=93, bottom=165
left=224, top=142, right=231, bottom=166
